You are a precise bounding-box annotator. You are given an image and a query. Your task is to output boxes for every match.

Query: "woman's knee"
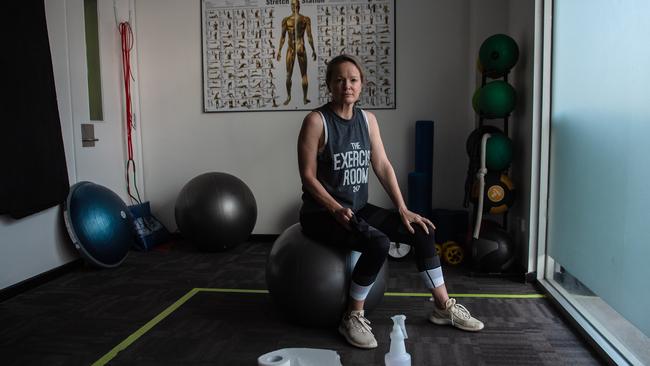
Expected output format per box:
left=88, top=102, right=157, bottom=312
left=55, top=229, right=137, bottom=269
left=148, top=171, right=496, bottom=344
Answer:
left=372, top=235, right=391, bottom=257
left=411, top=225, right=438, bottom=261
left=353, top=223, right=391, bottom=257
left=414, top=224, right=436, bottom=243
left=358, top=233, right=390, bottom=259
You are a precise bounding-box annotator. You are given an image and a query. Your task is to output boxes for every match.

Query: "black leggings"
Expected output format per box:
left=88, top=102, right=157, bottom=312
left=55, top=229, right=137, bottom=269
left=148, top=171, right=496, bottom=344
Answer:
left=300, top=203, right=440, bottom=286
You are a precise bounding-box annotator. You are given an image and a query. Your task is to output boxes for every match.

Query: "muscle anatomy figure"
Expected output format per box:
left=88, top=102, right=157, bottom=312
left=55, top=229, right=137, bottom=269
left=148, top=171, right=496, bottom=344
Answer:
left=276, top=0, right=316, bottom=105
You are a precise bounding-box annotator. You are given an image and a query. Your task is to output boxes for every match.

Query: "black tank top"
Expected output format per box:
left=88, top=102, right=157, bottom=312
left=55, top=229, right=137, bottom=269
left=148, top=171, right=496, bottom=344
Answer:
left=301, top=104, right=371, bottom=214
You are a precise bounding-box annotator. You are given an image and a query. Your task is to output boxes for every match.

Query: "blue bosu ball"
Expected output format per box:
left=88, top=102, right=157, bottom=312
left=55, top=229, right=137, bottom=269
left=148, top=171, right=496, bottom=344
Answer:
left=63, top=182, right=134, bottom=268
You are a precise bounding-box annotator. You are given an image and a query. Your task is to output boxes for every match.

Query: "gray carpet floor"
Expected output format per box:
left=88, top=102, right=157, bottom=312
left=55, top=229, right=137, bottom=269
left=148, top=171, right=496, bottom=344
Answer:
left=0, top=239, right=606, bottom=365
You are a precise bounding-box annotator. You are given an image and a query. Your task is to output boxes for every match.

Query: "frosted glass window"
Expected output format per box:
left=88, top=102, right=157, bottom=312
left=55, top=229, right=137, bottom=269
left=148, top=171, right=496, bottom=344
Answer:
left=548, top=0, right=650, bottom=339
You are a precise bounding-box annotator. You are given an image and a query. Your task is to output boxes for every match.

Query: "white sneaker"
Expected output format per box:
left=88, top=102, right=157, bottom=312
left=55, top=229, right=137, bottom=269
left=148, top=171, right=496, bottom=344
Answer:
left=429, top=298, right=484, bottom=332
left=338, top=310, right=378, bottom=349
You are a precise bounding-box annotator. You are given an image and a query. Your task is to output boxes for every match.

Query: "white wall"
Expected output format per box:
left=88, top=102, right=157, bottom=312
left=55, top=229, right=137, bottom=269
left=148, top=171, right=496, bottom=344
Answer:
left=136, top=0, right=479, bottom=234
left=0, top=209, right=77, bottom=290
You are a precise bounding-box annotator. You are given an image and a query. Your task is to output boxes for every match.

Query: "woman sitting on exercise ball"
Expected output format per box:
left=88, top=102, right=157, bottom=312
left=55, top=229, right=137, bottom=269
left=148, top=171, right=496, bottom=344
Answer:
left=297, top=54, right=484, bottom=349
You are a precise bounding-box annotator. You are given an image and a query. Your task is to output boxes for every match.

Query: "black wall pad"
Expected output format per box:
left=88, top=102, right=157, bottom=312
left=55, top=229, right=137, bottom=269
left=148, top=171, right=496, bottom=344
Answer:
left=1, top=0, right=69, bottom=218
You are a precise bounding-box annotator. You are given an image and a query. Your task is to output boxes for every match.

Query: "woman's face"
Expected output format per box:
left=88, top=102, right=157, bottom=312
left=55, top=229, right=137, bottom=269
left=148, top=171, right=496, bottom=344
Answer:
left=328, top=61, right=363, bottom=105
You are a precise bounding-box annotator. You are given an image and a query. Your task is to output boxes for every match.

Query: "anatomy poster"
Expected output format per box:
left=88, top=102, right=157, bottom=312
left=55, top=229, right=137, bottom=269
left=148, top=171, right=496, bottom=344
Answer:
left=201, top=0, right=395, bottom=112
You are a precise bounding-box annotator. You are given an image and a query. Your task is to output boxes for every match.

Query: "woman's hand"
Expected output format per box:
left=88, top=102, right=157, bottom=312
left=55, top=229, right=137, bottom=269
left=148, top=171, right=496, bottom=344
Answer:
left=399, top=208, right=435, bottom=234
left=333, top=207, right=354, bottom=230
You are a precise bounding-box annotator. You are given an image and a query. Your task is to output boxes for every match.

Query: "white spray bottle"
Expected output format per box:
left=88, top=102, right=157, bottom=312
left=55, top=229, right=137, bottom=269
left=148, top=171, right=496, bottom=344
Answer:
left=384, top=314, right=411, bottom=366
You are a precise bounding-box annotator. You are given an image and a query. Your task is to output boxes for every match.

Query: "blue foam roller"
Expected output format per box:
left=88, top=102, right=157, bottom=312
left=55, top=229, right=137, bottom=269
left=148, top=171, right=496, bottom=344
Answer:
left=408, top=171, right=431, bottom=218
left=415, top=120, right=434, bottom=175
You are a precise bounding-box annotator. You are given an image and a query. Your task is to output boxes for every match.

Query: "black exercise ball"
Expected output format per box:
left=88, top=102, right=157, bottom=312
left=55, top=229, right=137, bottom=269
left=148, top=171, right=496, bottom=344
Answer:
left=466, top=125, right=503, bottom=158
left=175, top=172, right=257, bottom=252
left=471, top=225, right=515, bottom=273
left=266, top=223, right=388, bottom=327
left=471, top=172, right=516, bottom=214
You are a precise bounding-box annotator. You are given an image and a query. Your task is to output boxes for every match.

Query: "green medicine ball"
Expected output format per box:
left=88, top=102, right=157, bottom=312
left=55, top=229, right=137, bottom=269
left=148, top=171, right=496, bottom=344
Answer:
left=479, top=34, right=519, bottom=77
left=477, top=80, right=516, bottom=119
left=472, top=87, right=481, bottom=114
left=486, top=133, right=513, bottom=171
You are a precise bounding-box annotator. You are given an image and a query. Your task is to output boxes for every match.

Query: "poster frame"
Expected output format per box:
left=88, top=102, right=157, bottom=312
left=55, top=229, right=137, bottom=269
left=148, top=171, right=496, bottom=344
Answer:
left=200, top=0, right=397, bottom=113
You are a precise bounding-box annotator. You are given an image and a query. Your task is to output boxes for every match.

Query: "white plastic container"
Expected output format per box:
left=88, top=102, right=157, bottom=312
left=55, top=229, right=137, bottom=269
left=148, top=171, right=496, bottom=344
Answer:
left=257, top=348, right=342, bottom=366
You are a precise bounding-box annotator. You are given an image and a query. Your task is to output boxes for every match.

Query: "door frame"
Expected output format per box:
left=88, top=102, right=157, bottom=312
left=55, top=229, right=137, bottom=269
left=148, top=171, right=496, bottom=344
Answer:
left=47, top=0, right=145, bottom=203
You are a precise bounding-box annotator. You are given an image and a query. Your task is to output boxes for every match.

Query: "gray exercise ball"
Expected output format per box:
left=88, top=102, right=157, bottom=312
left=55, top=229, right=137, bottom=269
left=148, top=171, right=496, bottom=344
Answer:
left=266, top=223, right=388, bottom=327
left=175, top=172, right=257, bottom=252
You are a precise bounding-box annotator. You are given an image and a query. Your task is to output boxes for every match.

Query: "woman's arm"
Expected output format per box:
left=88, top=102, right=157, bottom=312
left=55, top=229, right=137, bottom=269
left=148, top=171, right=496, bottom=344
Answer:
left=298, top=112, right=354, bottom=227
left=366, top=111, right=434, bottom=233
